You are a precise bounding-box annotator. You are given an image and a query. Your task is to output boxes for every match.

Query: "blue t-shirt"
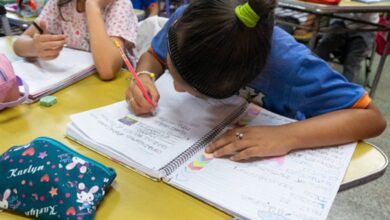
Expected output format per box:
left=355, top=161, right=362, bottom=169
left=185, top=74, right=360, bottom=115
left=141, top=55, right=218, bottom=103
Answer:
left=151, top=6, right=367, bottom=120
left=131, top=0, right=156, bottom=10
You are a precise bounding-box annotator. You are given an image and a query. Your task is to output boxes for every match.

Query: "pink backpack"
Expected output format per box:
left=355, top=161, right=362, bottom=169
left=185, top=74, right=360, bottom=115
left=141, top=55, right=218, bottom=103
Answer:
left=0, top=54, right=29, bottom=110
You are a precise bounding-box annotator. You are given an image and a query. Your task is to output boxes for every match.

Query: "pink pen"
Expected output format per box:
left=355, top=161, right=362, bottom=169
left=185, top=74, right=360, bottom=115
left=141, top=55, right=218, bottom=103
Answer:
left=113, top=40, right=156, bottom=112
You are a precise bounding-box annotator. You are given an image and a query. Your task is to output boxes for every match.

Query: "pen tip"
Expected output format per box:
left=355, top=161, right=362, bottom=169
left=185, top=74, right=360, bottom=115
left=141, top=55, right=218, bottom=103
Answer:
left=151, top=108, right=157, bottom=116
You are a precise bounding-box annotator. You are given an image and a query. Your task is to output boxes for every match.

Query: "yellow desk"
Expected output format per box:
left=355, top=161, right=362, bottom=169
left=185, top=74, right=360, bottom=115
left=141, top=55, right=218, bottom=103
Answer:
left=0, top=37, right=388, bottom=219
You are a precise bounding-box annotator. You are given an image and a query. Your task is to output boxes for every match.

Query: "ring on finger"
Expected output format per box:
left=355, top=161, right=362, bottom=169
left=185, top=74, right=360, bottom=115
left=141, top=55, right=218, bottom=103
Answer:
left=235, top=132, right=244, bottom=140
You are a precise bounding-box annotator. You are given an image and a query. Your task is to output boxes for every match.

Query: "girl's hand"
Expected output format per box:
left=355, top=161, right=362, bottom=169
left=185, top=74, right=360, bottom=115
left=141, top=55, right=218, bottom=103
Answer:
left=125, top=74, right=160, bottom=115
left=206, top=125, right=294, bottom=161
left=32, top=21, right=66, bottom=60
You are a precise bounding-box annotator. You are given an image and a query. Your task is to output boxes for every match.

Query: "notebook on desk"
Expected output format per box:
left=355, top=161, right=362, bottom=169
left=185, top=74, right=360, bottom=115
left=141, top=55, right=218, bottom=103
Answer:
left=352, top=0, right=390, bottom=3
left=12, top=47, right=95, bottom=102
left=66, top=73, right=356, bottom=220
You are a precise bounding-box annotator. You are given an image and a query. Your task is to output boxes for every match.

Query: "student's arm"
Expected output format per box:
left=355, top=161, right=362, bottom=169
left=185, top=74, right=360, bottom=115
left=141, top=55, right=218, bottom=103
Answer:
left=147, top=2, right=158, bottom=17
left=125, top=50, right=164, bottom=115
left=85, top=0, right=123, bottom=80
left=207, top=102, right=386, bottom=161
left=13, top=21, right=66, bottom=60
left=125, top=5, right=187, bottom=114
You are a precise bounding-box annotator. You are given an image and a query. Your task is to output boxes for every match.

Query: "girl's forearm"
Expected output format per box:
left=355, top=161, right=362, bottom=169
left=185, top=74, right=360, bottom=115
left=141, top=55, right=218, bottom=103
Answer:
left=85, top=1, right=122, bottom=80
left=135, top=52, right=165, bottom=79
left=285, top=103, right=386, bottom=151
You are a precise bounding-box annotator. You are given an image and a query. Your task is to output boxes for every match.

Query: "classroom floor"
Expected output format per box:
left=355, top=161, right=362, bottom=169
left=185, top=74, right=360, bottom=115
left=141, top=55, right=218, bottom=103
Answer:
left=328, top=54, right=390, bottom=220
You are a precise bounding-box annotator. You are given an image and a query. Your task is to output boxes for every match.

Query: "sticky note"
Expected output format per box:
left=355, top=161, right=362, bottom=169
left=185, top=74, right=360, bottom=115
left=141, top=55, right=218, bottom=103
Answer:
left=39, top=96, right=57, bottom=107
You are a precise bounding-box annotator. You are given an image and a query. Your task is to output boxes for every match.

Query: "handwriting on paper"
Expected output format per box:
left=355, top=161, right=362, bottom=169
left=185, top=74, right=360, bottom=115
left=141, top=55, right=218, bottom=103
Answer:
left=91, top=112, right=200, bottom=156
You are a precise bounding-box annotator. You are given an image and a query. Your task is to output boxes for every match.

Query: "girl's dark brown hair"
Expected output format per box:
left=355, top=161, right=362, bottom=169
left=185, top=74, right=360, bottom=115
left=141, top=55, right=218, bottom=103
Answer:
left=169, top=0, right=276, bottom=99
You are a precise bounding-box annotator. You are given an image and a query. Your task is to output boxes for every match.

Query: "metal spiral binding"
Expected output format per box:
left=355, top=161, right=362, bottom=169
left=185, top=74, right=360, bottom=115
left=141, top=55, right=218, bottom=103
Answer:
left=159, top=102, right=248, bottom=177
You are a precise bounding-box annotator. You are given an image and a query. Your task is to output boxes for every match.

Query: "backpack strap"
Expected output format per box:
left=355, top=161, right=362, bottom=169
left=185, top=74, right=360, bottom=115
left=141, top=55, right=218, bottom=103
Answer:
left=0, top=76, right=29, bottom=109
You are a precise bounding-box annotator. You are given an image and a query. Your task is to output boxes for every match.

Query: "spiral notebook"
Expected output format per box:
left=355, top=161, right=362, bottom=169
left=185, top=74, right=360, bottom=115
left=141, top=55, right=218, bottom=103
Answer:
left=12, top=47, right=95, bottom=102
left=352, top=0, right=390, bottom=3
left=66, top=73, right=356, bottom=220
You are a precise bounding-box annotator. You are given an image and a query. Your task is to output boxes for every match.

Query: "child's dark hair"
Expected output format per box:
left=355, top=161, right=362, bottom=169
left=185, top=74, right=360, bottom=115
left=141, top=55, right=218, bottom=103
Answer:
left=168, top=0, right=276, bottom=99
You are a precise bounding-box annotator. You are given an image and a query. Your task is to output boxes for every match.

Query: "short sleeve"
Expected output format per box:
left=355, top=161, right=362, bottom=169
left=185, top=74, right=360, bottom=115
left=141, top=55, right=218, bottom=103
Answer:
left=104, top=0, right=138, bottom=46
left=131, top=0, right=142, bottom=9
left=36, top=0, right=62, bottom=35
left=151, top=5, right=187, bottom=62
left=289, top=54, right=368, bottom=119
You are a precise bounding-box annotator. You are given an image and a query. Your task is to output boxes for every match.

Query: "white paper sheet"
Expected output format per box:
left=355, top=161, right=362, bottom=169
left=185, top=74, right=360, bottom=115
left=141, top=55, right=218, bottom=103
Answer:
left=169, top=106, right=356, bottom=220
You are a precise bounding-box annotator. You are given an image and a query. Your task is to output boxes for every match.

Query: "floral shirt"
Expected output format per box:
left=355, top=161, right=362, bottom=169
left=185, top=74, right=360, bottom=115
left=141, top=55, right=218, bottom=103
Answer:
left=37, top=0, right=138, bottom=51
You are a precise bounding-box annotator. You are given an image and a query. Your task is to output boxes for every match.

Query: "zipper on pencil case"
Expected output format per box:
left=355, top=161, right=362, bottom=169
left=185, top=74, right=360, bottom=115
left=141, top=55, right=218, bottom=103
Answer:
left=35, top=136, right=116, bottom=180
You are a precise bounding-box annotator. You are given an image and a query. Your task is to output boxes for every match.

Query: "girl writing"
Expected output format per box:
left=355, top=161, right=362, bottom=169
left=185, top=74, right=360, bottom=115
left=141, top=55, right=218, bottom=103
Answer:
left=125, top=0, right=386, bottom=161
left=13, top=0, right=138, bottom=80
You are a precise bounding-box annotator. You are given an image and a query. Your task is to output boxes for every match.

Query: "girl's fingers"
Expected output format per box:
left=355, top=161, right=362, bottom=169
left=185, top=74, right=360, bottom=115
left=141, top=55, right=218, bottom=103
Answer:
left=230, top=148, right=262, bottom=161
left=147, top=84, right=160, bottom=104
left=43, top=54, right=61, bottom=60
left=39, top=34, right=66, bottom=42
left=133, top=85, right=157, bottom=109
left=40, top=50, right=61, bottom=60
left=127, top=84, right=156, bottom=115
left=206, top=129, right=241, bottom=153
left=42, top=40, right=66, bottom=50
left=212, top=140, right=254, bottom=158
left=128, top=97, right=150, bottom=115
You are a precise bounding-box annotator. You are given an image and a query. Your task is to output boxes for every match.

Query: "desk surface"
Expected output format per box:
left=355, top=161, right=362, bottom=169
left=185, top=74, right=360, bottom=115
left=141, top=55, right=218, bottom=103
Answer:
left=279, top=0, right=390, bottom=14
left=0, top=37, right=388, bottom=219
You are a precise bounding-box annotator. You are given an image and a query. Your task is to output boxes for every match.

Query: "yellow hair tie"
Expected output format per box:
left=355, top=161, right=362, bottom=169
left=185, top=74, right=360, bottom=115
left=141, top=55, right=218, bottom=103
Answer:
left=235, top=2, right=260, bottom=28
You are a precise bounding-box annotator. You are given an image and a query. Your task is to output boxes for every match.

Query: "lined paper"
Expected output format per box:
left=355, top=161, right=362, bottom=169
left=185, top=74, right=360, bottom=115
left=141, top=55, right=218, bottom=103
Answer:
left=169, top=106, right=355, bottom=220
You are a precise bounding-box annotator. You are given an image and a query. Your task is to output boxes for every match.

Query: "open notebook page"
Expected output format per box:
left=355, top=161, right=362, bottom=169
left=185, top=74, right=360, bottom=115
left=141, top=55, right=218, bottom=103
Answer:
left=67, top=74, right=246, bottom=178
left=168, top=104, right=356, bottom=220
left=12, top=47, right=94, bottom=96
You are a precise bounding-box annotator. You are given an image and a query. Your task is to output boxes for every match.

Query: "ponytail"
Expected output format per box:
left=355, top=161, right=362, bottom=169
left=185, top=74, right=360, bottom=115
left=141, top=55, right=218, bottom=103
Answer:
left=247, top=0, right=277, bottom=23
left=171, top=0, right=276, bottom=99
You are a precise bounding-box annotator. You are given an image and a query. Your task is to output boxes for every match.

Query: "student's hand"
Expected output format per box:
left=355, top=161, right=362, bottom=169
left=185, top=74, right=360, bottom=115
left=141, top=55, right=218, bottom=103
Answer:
left=125, top=74, right=160, bottom=115
left=32, top=21, right=66, bottom=60
left=205, top=125, right=293, bottom=161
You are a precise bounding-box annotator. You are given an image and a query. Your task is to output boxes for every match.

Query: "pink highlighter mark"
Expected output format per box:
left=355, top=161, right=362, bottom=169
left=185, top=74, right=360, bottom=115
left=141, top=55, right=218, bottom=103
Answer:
left=271, top=156, right=285, bottom=165
left=236, top=104, right=261, bottom=127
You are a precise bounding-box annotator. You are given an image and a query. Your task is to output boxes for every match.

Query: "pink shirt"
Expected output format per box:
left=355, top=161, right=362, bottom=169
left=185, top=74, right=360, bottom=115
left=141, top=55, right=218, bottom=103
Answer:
left=37, top=0, right=138, bottom=51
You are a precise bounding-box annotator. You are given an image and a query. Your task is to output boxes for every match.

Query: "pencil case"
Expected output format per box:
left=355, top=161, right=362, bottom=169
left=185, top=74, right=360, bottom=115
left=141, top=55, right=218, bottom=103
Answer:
left=0, top=137, right=116, bottom=219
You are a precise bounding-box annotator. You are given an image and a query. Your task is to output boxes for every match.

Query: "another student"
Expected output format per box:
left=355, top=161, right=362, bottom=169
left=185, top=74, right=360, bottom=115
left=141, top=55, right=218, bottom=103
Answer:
left=13, top=0, right=138, bottom=80
left=125, top=0, right=386, bottom=161
left=132, top=0, right=158, bottom=17
left=314, top=13, right=379, bottom=83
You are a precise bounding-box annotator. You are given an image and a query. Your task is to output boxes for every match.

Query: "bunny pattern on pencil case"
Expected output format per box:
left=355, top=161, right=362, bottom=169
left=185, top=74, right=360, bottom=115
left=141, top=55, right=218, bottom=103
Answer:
left=0, top=137, right=116, bottom=219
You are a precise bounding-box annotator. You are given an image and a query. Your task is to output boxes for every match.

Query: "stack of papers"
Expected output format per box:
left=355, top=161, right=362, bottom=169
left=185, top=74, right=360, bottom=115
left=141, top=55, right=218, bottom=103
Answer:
left=352, top=0, right=390, bottom=3
left=12, top=47, right=95, bottom=102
